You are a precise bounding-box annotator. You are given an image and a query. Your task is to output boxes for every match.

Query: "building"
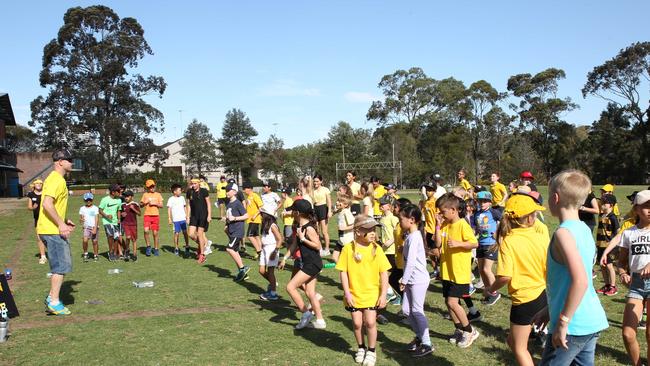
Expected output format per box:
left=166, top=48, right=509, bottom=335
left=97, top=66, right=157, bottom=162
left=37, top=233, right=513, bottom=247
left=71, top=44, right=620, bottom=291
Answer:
left=0, top=93, right=22, bottom=197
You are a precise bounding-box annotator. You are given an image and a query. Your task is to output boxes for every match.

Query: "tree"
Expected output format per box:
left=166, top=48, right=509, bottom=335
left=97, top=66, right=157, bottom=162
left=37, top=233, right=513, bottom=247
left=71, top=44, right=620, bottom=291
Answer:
left=317, top=121, right=374, bottom=183
left=283, top=143, right=321, bottom=182
left=259, top=134, right=286, bottom=183
left=6, top=125, right=39, bottom=153
left=583, top=42, right=650, bottom=179
left=483, top=106, right=516, bottom=175
left=507, top=68, right=578, bottom=178
left=218, top=108, right=258, bottom=182
left=179, top=119, right=219, bottom=175
left=28, top=5, right=167, bottom=177
left=371, top=123, right=425, bottom=187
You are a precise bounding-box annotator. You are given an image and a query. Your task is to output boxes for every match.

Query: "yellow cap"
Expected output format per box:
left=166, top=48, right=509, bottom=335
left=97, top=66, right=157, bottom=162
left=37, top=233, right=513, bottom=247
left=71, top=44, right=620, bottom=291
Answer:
left=145, top=179, right=156, bottom=187
left=504, top=193, right=546, bottom=219
left=601, top=184, right=614, bottom=192
left=33, top=179, right=44, bottom=185
left=190, top=178, right=201, bottom=183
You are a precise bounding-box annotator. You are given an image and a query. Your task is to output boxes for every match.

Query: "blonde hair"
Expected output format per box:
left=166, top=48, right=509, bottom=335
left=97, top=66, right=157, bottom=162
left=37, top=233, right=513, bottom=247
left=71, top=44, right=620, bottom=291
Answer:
left=493, top=212, right=536, bottom=253
left=337, top=194, right=351, bottom=207
left=549, top=169, right=591, bottom=209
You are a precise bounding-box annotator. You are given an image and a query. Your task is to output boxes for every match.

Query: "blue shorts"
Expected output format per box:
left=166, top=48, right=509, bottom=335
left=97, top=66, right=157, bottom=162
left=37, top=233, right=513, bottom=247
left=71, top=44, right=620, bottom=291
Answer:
left=628, top=273, right=650, bottom=300
left=39, top=235, right=72, bottom=274
left=173, top=220, right=187, bottom=234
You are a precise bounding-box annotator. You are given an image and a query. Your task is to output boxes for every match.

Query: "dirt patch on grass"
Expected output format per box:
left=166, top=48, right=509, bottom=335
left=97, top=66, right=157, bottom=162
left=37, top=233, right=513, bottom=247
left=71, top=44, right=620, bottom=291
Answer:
left=0, top=198, right=26, bottom=216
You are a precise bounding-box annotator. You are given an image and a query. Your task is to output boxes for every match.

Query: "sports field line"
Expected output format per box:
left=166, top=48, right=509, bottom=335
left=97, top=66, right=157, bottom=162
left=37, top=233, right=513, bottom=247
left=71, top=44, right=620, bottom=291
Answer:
left=12, top=303, right=269, bottom=330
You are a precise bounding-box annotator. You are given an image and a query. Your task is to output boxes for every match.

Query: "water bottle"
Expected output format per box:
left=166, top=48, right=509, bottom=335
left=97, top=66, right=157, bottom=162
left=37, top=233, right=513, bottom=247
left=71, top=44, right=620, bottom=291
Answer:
left=0, top=318, right=8, bottom=343
left=4, top=269, right=11, bottom=280
left=323, top=262, right=336, bottom=269
left=132, top=280, right=154, bottom=288
left=107, top=269, right=123, bottom=274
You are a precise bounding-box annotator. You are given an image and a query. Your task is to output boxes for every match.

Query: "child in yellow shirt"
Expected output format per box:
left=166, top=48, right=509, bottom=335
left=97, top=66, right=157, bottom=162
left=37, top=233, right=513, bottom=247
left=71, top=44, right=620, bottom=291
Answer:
left=336, top=214, right=391, bottom=366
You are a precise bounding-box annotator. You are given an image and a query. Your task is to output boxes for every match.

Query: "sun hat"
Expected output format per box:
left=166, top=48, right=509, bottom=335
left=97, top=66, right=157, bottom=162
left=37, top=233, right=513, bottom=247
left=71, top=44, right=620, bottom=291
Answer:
left=504, top=193, right=545, bottom=219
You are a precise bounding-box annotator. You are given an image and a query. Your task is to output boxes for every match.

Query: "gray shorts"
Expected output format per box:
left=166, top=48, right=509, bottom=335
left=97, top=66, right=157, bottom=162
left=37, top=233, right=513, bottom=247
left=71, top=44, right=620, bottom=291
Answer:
left=104, top=224, right=121, bottom=240
left=83, top=227, right=98, bottom=241
left=39, top=235, right=72, bottom=274
left=628, top=273, right=650, bottom=300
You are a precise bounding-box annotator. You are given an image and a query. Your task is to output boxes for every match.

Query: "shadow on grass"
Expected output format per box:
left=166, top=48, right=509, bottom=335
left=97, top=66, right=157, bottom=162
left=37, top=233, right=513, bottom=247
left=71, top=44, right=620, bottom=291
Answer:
left=596, top=342, right=631, bottom=364
left=293, top=314, right=352, bottom=354
left=248, top=298, right=296, bottom=324
left=204, top=264, right=234, bottom=279
left=60, top=280, right=81, bottom=305
left=480, top=344, right=516, bottom=365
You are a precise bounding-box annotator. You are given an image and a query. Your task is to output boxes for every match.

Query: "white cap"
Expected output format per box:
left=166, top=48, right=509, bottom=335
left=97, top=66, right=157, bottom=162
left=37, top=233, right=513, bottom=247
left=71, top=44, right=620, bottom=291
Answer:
left=634, top=190, right=650, bottom=206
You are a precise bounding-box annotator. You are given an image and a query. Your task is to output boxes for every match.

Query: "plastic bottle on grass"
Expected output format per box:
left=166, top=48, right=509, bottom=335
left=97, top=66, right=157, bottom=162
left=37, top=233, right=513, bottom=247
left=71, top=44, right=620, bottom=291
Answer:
left=133, top=281, right=154, bottom=288
left=323, top=262, right=336, bottom=269
left=107, top=269, right=123, bottom=274
left=0, top=318, right=8, bottom=343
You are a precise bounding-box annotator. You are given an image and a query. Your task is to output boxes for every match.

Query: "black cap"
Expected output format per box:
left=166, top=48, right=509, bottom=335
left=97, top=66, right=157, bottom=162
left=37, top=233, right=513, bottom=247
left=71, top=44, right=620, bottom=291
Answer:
left=225, top=182, right=238, bottom=192
left=431, top=173, right=442, bottom=181
left=422, top=182, right=436, bottom=191
left=602, top=194, right=617, bottom=205
left=288, top=199, right=313, bottom=214
left=280, top=187, right=292, bottom=194
left=227, top=178, right=236, bottom=184
left=627, top=191, right=639, bottom=202
left=52, top=149, right=73, bottom=162
left=242, top=182, right=253, bottom=189
left=385, top=183, right=396, bottom=190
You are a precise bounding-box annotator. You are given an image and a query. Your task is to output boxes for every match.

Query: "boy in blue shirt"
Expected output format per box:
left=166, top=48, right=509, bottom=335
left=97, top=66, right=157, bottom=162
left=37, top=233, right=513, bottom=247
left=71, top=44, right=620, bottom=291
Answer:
left=224, top=182, right=251, bottom=282
left=474, top=191, right=501, bottom=305
left=537, top=170, right=608, bottom=365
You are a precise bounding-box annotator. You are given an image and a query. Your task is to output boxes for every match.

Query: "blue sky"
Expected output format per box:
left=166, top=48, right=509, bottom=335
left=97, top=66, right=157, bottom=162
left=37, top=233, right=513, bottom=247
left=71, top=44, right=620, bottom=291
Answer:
left=2, top=1, right=649, bottom=147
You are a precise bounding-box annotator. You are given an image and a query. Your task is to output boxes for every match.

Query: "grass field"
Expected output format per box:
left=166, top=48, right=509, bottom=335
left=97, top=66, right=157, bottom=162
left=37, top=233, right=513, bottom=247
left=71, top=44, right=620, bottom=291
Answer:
left=0, top=185, right=647, bottom=365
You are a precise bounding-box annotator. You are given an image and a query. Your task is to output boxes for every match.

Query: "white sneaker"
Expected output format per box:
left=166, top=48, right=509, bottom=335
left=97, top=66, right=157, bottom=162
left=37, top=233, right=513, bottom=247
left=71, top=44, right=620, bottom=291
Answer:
left=295, top=311, right=314, bottom=330
left=362, top=350, right=376, bottom=366
left=309, top=318, right=327, bottom=329
left=354, top=348, right=366, bottom=363
left=204, top=241, right=213, bottom=256
left=457, top=328, right=479, bottom=348
left=448, top=329, right=463, bottom=344
left=38, top=256, right=47, bottom=265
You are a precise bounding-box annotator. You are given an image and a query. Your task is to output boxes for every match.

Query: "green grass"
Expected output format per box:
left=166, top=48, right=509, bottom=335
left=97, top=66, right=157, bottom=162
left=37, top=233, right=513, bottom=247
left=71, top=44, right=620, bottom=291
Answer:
left=0, top=186, right=646, bottom=365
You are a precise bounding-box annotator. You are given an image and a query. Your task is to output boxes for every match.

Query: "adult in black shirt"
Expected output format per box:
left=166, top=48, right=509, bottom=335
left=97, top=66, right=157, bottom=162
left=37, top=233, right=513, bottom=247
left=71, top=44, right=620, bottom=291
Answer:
left=27, top=179, right=47, bottom=264
left=187, top=178, right=211, bottom=263
left=579, top=191, right=599, bottom=233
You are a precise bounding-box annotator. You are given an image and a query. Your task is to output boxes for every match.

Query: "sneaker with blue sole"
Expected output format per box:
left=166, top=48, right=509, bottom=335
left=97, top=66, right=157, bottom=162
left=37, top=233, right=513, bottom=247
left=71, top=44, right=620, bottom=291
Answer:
left=47, top=301, right=71, bottom=315
left=260, top=292, right=279, bottom=301
left=234, top=266, right=251, bottom=282
left=154, top=248, right=160, bottom=256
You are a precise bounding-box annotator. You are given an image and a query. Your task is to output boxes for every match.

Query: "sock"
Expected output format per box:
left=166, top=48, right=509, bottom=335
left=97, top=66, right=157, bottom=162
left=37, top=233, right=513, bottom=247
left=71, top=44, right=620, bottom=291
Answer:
left=368, top=347, right=375, bottom=352
left=358, top=344, right=366, bottom=349
left=454, top=322, right=462, bottom=329
left=462, top=324, right=472, bottom=332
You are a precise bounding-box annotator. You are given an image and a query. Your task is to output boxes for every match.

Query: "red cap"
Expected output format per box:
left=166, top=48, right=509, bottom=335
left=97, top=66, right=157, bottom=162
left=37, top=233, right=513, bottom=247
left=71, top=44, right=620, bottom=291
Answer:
left=520, top=171, right=534, bottom=180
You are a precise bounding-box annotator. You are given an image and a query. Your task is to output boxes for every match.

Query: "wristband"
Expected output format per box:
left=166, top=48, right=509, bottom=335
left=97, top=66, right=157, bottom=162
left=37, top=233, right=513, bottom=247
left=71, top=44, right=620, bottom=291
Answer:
left=559, top=314, right=570, bottom=323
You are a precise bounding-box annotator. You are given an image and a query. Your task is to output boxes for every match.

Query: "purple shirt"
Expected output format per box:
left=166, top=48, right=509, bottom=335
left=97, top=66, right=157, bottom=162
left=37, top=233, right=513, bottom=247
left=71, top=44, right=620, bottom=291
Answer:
left=402, top=231, right=430, bottom=285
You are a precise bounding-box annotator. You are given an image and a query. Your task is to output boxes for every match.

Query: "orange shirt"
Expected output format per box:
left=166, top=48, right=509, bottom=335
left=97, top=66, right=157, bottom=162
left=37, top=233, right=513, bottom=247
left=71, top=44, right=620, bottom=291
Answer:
left=140, top=192, right=163, bottom=216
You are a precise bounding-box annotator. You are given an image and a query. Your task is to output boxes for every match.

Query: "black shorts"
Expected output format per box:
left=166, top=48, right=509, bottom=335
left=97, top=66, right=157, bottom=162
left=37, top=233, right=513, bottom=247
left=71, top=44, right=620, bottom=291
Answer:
left=442, top=280, right=470, bottom=298
left=189, top=215, right=209, bottom=231
left=333, top=240, right=344, bottom=252
left=386, top=254, right=396, bottom=272
left=217, top=197, right=228, bottom=206
left=247, top=223, right=260, bottom=237
left=345, top=306, right=379, bottom=312
left=510, top=290, right=547, bottom=325
left=425, top=232, right=435, bottom=249
left=314, top=204, right=328, bottom=221
left=596, top=247, right=616, bottom=265
left=301, top=262, right=322, bottom=277
left=477, top=245, right=498, bottom=261
left=226, top=236, right=242, bottom=252
left=351, top=203, right=361, bottom=216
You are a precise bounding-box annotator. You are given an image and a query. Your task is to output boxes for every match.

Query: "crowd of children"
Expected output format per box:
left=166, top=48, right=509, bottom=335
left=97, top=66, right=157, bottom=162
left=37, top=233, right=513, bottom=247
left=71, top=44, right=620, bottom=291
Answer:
left=31, top=167, right=650, bottom=366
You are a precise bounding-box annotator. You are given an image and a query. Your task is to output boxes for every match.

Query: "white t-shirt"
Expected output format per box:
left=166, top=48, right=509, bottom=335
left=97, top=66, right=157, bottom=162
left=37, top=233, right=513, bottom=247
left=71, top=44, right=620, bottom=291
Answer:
left=167, top=196, right=187, bottom=222
left=619, top=226, right=650, bottom=273
left=434, top=185, right=447, bottom=200
left=79, top=205, right=99, bottom=228
left=262, top=192, right=281, bottom=213
left=338, top=208, right=355, bottom=245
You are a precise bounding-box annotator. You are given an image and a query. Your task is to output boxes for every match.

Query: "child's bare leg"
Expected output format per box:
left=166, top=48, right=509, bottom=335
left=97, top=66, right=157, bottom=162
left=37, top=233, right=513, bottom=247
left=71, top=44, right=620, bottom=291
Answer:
left=305, top=277, right=322, bottom=319
left=508, top=324, right=534, bottom=366
left=287, top=271, right=311, bottom=312
left=182, top=230, right=189, bottom=246
left=351, top=311, right=364, bottom=346
left=268, top=267, right=276, bottom=291
left=364, top=309, right=378, bottom=349
left=226, top=248, right=243, bottom=268
left=622, top=299, right=644, bottom=366
left=143, top=229, right=151, bottom=248
left=607, top=263, right=616, bottom=287
left=153, top=230, right=159, bottom=250
left=446, top=296, right=469, bottom=326
left=92, top=239, right=99, bottom=256
left=82, top=237, right=89, bottom=253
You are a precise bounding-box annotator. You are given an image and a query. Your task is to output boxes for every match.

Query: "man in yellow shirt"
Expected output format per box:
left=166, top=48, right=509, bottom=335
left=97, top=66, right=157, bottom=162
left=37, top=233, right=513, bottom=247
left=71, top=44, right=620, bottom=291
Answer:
left=216, top=176, right=228, bottom=220
left=38, top=149, right=76, bottom=316
left=489, top=172, right=508, bottom=213
left=457, top=169, right=473, bottom=199
left=243, top=182, right=263, bottom=255
left=370, top=176, right=387, bottom=219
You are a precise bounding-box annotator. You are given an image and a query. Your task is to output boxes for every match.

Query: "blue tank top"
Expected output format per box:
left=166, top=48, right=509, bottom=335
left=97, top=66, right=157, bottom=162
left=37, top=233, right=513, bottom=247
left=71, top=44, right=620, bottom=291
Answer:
left=474, top=209, right=499, bottom=246
left=546, top=220, right=608, bottom=335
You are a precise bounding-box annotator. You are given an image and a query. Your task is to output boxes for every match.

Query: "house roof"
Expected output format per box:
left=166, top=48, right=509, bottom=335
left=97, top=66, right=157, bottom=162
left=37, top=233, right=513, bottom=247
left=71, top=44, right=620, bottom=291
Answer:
left=0, top=93, right=16, bottom=126
left=160, top=137, right=184, bottom=149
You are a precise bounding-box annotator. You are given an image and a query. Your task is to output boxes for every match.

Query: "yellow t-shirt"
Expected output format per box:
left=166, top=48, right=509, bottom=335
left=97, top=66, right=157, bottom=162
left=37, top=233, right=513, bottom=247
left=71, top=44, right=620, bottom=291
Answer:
left=37, top=171, right=68, bottom=235
left=335, top=242, right=392, bottom=308
left=490, top=181, right=507, bottom=207
left=140, top=192, right=163, bottom=216
left=282, top=197, right=294, bottom=226
left=246, top=192, right=263, bottom=224
left=620, top=217, right=636, bottom=232
left=313, top=186, right=331, bottom=206
left=380, top=212, right=399, bottom=256
left=496, top=226, right=549, bottom=304
left=533, top=219, right=550, bottom=239
left=200, top=181, right=210, bottom=191
left=394, top=224, right=405, bottom=269
left=460, top=178, right=472, bottom=192
left=440, top=219, right=477, bottom=284
left=349, top=181, right=361, bottom=204
left=373, top=185, right=387, bottom=216
left=423, top=197, right=437, bottom=234
left=216, top=181, right=227, bottom=199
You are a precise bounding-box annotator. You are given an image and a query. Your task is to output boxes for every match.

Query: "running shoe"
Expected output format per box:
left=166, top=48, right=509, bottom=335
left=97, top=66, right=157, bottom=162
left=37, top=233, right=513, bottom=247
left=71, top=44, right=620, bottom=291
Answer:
left=389, top=294, right=402, bottom=306
left=468, top=311, right=483, bottom=323
left=377, top=314, right=389, bottom=325
left=46, top=301, right=71, bottom=316
left=131, top=254, right=138, bottom=262
left=639, top=320, right=647, bottom=329
left=174, top=248, right=179, bottom=256
left=260, top=292, right=279, bottom=301
left=38, top=256, right=47, bottom=265
left=145, top=246, right=152, bottom=257
left=604, top=286, right=618, bottom=296
left=153, top=248, right=160, bottom=256
left=412, top=344, right=433, bottom=357
left=386, top=292, right=397, bottom=303
left=362, top=350, right=377, bottom=365
left=407, top=337, right=421, bottom=351
left=234, top=266, right=250, bottom=282
left=481, top=292, right=501, bottom=306
left=309, top=319, right=327, bottom=329
left=468, top=284, right=476, bottom=295
left=448, top=329, right=463, bottom=345
left=355, top=347, right=367, bottom=363
left=204, top=241, right=213, bottom=256
left=82, top=253, right=89, bottom=262
left=596, top=285, right=609, bottom=294
left=457, top=328, right=480, bottom=348
left=474, top=278, right=484, bottom=289
left=295, top=310, right=314, bottom=329
left=93, top=254, right=99, bottom=262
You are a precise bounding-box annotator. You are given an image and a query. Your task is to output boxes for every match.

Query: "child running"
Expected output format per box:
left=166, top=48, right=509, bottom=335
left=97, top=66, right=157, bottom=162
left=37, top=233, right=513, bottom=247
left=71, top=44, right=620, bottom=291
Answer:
left=259, top=206, right=283, bottom=301
left=79, top=192, right=99, bottom=262
left=617, top=190, right=650, bottom=366
left=435, top=193, right=480, bottom=348
left=336, top=214, right=391, bottom=366
left=167, top=184, right=189, bottom=256
left=538, top=170, right=608, bottom=365
left=474, top=191, right=502, bottom=305
left=286, top=199, right=326, bottom=330
left=488, top=193, right=548, bottom=366
left=398, top=204, right=434, bottom=357
left=224, top=182, right=251, bottom=282
left=120, top=190, right=140, bottom=261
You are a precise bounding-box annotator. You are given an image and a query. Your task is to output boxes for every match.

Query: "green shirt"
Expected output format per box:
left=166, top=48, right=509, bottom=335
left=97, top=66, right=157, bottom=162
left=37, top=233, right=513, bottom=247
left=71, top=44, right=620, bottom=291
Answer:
left=98, top=196, right=122, bottom=225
